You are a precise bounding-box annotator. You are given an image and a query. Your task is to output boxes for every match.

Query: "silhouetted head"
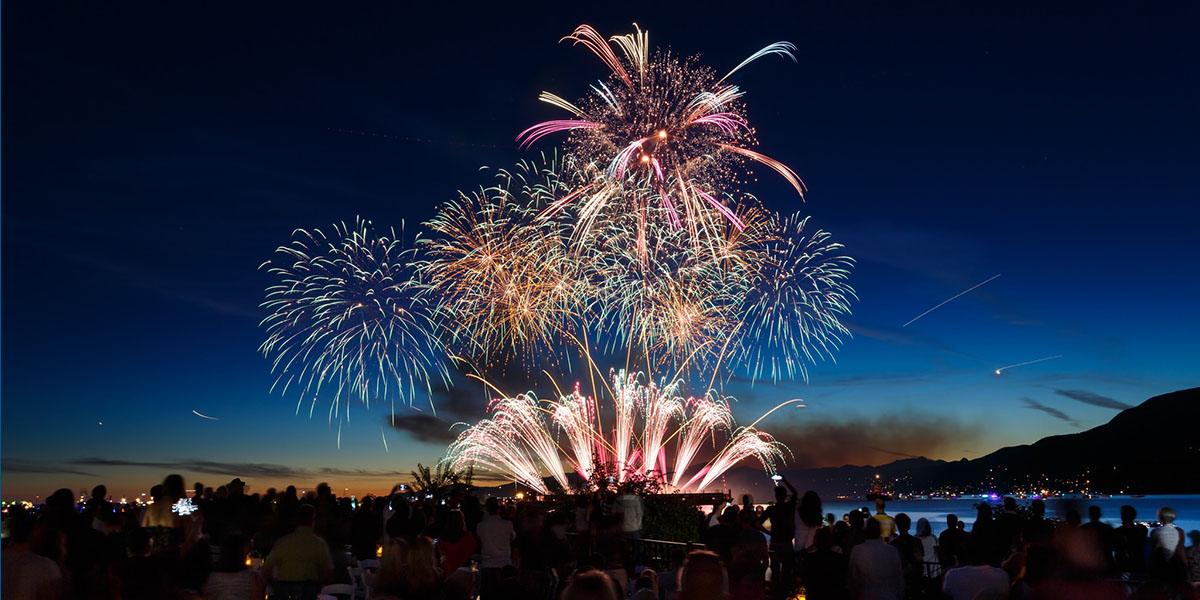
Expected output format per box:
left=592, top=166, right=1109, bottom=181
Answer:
left=486, top=497, right=500, bottom=515
left=720, top=505, right=739, bottom=525
left=1065, top=507, right=1082, bottom=526
left=947, top=513, right=959, bottom=528
left=1030, top=499, right=1046, bottom=517
left=680, top=550, right=727, bottom=600
left=895, top=513, right=911, bottom=533
left=875, top=498, right=886, bottom=514
left=849, top=510, right=865, bottom=529
left=1157, top=507, right=1176, bottom=524
left=92, top=485, right=107, bottom=501
left=916, top=517, right=932, bottom=537
left=864, top=515, right=882, bottom=539
left=774, top=486, right=787, bottom=502
left=1088, top=506, right=1102, bottom=522
left=1003, top=496, right=1017, bottom=511
left=738, top=507, right=757, bottom=528
left=799, top=491, right=823, bottom=527
left=1120, top=505, right=1136, bottom=523
left=163, top=474, right=185, bottom=500
left=150, top=484, right=164, bottom=501
left=977, top=505, right=992, bottom=522
left=563, top=570, right=618, bottom=600
left=296, top=504, right=316, bottom=527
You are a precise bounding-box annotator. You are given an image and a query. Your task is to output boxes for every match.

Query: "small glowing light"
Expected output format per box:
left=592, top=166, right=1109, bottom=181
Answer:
left=657, top=129, right=668, bottom=139
left=995, top=369, right=1002, bottom=375
left=376, top=545, right=384, bottom=557
left=515, top=491, right=525, bottom=500
left=172, top=498, right=196, bottom=516
left=640, top=155, right=650, bottom=164
left=245, top=557, right=252, bottom=567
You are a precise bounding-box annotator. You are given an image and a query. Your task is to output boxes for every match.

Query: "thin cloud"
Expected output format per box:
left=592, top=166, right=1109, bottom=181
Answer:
left=386, top=413, right=461, bottom=444
left=1020, top=397, right=1079, bottom=427
left=1054, top=389, right=1133, bottom=410
left=1, top=459, right=98, bottom=477
left=70, top=458, right=409, bottom=479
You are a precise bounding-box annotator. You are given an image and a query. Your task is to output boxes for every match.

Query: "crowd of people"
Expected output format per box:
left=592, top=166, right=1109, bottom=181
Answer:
left=2, top=473, right=1199, bottom=600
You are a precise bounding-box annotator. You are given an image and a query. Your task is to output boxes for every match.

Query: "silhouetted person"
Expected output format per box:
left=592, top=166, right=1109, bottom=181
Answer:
left=801, top=527, right=848, bottom=600
left=1115, top=504, right=1148, bottom=577
left=203, top=533, right=265, bottom=600
left=890, top=512, right=923, bottom=593
left=758, top=477, right=797, bottom=596
left=2, top=509, right=64, bottom=600
left=1081, top=505, right=1116, bottom=572
left=848, top=517, right=903, bottom=600
left=704, top=506, right=742, bottom=565
left=730, top=508, right=768, bottom=600
left=476, top=497, right=516, bottom=598
left=872, top=499, right=896, bottom=541
left=109, top=527, right=174, bottom=600
left=941, top=536, right=1008, bottom=600
left=939, top=514, right=966, bottom=569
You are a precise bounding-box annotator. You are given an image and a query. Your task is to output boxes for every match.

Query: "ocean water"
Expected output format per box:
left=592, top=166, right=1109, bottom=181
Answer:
left=813, top=495, right=1200, bottom=537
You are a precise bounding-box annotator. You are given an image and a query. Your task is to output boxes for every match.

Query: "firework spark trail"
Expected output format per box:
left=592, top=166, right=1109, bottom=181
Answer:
left=692, top=428, right=787, bottom=490
left=994, top=355, right=1063, bottom=375
left=640, top=379, right=684, bottom=475
left=903, top=274, right=1001, bottom=328
left=670, top=393, right=735, bottom=487
left=550, top=387, right=600, bottom=477
left=445, top=371, right=782, bottom=492
left=612, top=370, right=641, bottom=481
left=259, top=218, right=448, bottom=423
left=191, top=410, right=219, bottom=420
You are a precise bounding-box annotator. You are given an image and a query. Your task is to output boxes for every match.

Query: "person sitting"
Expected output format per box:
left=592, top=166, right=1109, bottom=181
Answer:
left=202, top=533, right=264, bottom=600
left=438, top=509, right=477, bottom=576
left=263, top=504, right=333, bottom=600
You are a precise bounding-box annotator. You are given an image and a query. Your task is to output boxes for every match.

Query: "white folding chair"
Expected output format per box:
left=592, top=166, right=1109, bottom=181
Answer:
left=319, top=582, right=356, bottom=600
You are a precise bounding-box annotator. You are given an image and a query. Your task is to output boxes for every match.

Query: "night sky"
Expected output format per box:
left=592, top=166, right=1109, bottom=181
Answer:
left=3, top=2, right=1198, bottom=500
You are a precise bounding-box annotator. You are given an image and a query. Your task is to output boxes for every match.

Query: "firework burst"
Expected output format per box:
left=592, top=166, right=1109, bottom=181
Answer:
left=733, top=214, right=857, bottom=381
left=259, top=218, right=448, bottom=422
left=444, top=370, right=789, bottom=493
left=518, top=24, right=803, bottom=240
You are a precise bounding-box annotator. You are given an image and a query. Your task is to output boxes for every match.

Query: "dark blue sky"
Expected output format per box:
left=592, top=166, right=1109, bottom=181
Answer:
left=3, top=1, right=1198, bottom=499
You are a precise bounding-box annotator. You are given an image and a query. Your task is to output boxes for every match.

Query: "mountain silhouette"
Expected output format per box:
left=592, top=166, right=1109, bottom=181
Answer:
left=772, top=387, right=1200, bottom=497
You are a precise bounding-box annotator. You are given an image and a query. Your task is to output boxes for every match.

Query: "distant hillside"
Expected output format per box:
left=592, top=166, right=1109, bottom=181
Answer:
left=773, top=387, right=1200, bottom=497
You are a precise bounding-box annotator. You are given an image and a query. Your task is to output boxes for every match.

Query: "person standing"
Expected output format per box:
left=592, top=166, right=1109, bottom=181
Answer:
left=848, top=518, right=903, bottom=600
left=872, top=499, right=896, bottom=541
left=476, top=497, right=516, bottom=598
left=617, top=490, right=645, bottom=540
left=757, top=477, right=797, bottom=597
